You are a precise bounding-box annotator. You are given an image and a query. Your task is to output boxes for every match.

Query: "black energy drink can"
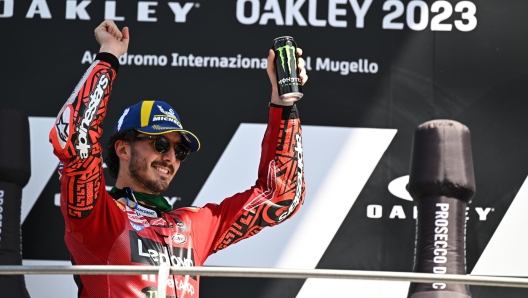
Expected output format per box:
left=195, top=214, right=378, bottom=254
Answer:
left=273, top=36, right=303, bottom=102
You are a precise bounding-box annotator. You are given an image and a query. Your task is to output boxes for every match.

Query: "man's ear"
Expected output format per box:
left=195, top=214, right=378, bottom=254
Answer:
left=115, top=139, right=131, bottom=161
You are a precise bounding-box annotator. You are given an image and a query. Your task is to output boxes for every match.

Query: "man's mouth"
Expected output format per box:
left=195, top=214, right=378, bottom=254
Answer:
left=152, top=161, right=173, bottom=176
left=153, top=166, right=170, bottom=174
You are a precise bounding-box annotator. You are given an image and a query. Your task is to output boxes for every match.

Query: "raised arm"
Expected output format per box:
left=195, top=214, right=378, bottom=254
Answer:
left=49, top=20, right=128, bottom=221
left=177, top=48, right=308, bottom=260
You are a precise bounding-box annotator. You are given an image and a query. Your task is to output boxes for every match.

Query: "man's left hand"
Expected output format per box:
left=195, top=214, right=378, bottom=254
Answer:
left=267, top=48, right=308, bottom=106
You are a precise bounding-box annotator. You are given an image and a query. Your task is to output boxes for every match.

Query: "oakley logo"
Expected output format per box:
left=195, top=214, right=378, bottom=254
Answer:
left=373, top=175, right=494, bottom=221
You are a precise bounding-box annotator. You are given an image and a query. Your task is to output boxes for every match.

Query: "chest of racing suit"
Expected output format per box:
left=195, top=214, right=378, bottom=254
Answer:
left=49, top=53, right=305, bottom=298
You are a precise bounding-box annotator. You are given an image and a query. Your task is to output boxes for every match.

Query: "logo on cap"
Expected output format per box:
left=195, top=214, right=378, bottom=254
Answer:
left=117, top=108, right=130, bottom=132
left=152, top=105, right=183, bottom=128
left=114, top=100, right=200, bottom=152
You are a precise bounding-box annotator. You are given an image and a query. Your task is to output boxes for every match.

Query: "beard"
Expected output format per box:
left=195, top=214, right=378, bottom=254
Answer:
left=128, top=145, right=173, bottom=193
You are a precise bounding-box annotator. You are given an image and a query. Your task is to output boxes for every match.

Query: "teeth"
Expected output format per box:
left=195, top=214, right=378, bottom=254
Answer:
left=154, top=166, right=169, bottom=174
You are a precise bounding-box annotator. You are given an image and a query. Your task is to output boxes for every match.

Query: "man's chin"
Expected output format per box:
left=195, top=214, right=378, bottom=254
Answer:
left=150, top=177, right=173, bottom=193
left=133, top=175, right=172, bottom=194
left=145, top=182, right=169, bottom=194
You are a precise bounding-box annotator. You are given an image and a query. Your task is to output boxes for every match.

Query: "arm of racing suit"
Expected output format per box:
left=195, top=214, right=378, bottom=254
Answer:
left=179, top=103, right=305, bottom=261
left=49, top=53, right=125, bottom=250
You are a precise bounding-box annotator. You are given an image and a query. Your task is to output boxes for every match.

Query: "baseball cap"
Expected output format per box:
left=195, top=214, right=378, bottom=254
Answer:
left=114, top=100, right=200, bottom=152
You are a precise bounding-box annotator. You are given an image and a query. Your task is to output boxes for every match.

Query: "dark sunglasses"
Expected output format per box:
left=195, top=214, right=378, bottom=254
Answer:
left=135, top=135, right=191, bottom=162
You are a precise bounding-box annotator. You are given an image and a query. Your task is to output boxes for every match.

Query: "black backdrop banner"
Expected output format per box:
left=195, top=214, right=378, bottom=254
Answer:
left=1, top=1, right=528, bottom=297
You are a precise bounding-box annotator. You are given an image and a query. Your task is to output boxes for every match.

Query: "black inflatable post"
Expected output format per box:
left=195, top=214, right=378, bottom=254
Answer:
left=407, top=120, right=475, bottom=298
left=0, top=107, right=32, bottom=297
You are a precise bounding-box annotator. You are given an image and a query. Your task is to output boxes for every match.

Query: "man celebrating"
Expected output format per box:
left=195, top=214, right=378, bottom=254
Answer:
left=49, top=20, right=307, bottom=297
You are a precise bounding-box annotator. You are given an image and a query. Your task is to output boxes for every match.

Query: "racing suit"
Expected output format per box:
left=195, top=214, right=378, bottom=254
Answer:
left=49, top=53, right=305, bottom=298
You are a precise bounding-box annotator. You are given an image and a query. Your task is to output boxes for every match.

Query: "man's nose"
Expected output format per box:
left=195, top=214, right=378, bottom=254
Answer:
left=162, top=146, right=177, bottom=163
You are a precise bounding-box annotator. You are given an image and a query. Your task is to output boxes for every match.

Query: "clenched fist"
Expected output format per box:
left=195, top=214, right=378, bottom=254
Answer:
left=95, top=20, right=129, bottom=59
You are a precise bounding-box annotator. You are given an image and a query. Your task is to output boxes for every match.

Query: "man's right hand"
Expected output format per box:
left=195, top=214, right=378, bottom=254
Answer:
left=95, top=20, right=129, bottom=59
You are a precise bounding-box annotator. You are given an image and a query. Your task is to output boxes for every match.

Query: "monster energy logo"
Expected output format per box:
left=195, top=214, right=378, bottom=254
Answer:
left=142, top=287, right=177, bottom=298
left=276, top=45, right=297, bottom=73
left=144, top=289, right=158, bottom=298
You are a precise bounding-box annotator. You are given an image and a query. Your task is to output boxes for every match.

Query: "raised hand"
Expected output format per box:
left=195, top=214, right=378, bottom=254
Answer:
left=94, top=20, right=129, bottom=59
left=267, top=47, right=308, bottom=106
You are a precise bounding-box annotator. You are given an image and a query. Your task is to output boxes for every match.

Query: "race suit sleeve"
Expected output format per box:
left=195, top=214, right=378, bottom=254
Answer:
left=181, top=104, right=305, bottom=262
left=49, top=53, right=125, bottom=252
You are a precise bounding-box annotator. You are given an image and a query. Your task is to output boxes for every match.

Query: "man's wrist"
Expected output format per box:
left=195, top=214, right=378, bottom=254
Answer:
left=95, top=52, right=120, bottom=72
left=270, top=90, right=295, bottom=106
left=99, top=46, right=122, bottom=59
left=269, top=103, right=299, bottom=120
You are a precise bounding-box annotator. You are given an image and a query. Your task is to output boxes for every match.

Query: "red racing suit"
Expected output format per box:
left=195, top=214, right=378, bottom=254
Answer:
left=49, top=53, right=305, bottom=298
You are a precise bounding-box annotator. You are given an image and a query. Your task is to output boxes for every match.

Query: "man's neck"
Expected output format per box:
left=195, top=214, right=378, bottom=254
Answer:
left=110, top=186, right=173, bottom=212
left=115, top=176, right=160, bottom=196
left=138, top=200, right=156, bottom=208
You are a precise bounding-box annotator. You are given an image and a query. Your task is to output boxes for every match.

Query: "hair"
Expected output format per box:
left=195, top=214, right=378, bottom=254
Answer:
left=105, top=129, right=138, bottom=178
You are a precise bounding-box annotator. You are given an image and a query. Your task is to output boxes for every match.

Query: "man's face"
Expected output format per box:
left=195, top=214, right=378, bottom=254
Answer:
left=127, top=132, right=182, bottom=194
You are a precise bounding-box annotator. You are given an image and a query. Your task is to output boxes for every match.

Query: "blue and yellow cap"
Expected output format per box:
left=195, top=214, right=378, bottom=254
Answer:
left=114, top=100, right=200, bottom=152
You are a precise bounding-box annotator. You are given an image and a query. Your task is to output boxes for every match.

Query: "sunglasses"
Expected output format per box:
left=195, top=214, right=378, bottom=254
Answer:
left=135, top=135, right=191, bottom=162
